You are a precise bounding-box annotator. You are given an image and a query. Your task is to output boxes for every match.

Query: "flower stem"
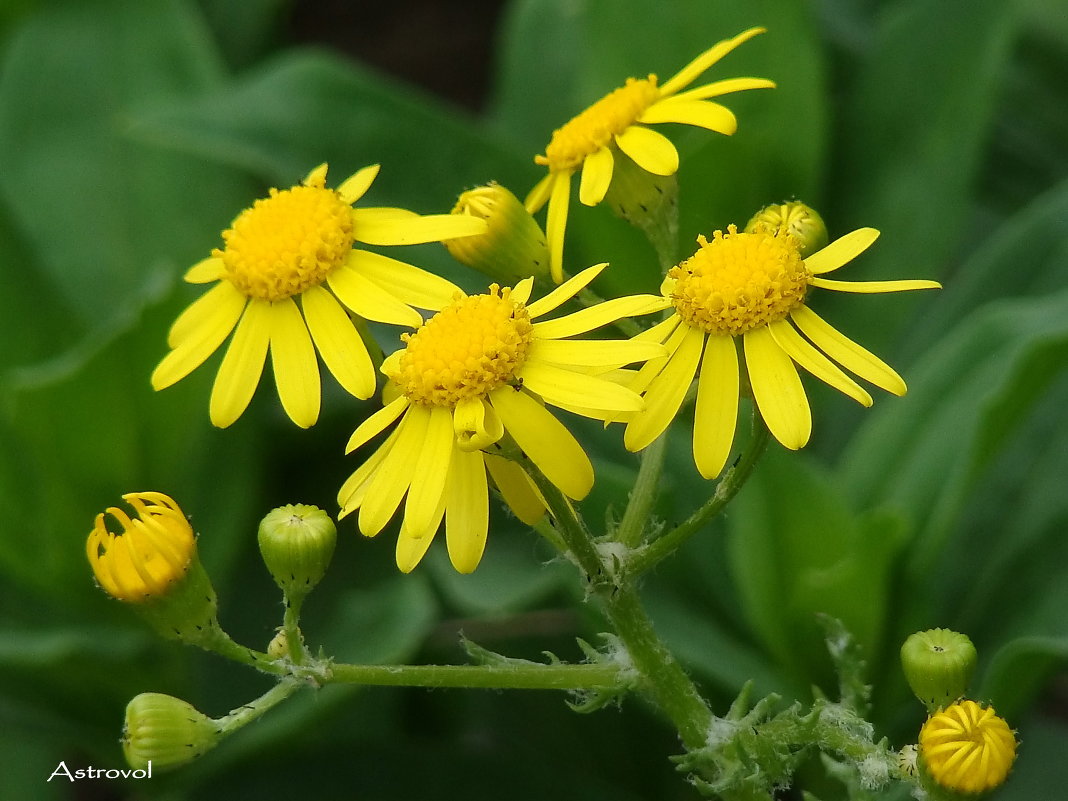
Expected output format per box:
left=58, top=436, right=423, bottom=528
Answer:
left=626, top=413, right=769, bottom=577
left=215, top=678, right=303, bottom=735
left=326, top=661, right=624, bottom=690
left=283, top=595, right=306, bottom=665
left=615, top=433, right=667, bottom=548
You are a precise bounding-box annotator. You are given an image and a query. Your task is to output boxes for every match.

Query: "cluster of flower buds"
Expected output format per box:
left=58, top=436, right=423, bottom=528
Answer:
left=899, top=628, right=1017, bottom=797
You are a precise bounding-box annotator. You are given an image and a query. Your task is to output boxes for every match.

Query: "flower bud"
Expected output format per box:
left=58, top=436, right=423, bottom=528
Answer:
left=122, top=692, right=220, bottom=771
left=918, top=700, right=1017, bottom=795
left=602, top=150, right=678, bottom=254
left=901, top=628, right=977, bottom=711
left=257, top=504, right=336, bottom=602
left=444, top=183, right=550, bottom=283
left=745, top=201, right=828, bottom=256
left=87, top=492, right=219, bottom=643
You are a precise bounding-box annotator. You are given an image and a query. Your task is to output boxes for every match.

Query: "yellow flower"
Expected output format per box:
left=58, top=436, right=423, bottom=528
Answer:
left=919, top=700, right=1017, bottom=794
left=338, top=265, right=667, bottom=573
left=87, top=492, right=195, bottom=602
left=525, top=28, right=774, bottom=283
left=151, top=163, right=486, bottom=428
left=624, top=225, right=940, bottom=478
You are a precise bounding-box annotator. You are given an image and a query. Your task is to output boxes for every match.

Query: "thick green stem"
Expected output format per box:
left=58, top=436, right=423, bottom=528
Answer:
left=327, top=662, right=624, bottom=690
left=626, top=414, right=770, bottom=577
left=216, top=678, right=303, bottom=735
left=282, top=595, right=306, bottom=665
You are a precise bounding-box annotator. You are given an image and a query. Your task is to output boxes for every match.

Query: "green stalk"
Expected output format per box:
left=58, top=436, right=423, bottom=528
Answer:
left=215, top=678, right=304, bottom=736
left=327, top=662, right=624, bottom=690
left=615, top=433, right=667, bottom=548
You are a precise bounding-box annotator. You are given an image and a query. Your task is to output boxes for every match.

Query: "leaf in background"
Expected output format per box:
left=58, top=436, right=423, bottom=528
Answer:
left=725, top=447, right=905, bottom=690
left=982, top=636, right=1068, bottom=720
left=828, top=0, right=1021, bottom=349
left=838, top=289, right=1068, bottom=582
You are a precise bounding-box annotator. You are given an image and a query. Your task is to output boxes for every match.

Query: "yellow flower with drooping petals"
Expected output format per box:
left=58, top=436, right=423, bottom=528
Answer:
left=919, top=700, right=1017, bottom=794
left=338, top=264, right=667, bottom=573
left=624, top=225, right=940, bottom=477
left=151, top=163, right=486, bottom=428
left=525, top=28, right=774, bottom=282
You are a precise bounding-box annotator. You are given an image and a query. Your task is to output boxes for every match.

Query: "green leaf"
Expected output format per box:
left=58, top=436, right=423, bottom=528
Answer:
left=324, top=573, right=438, bottom=665
left=726, top=448, right=905, bottom=689
left=982, top=636, right=1068, bottom=719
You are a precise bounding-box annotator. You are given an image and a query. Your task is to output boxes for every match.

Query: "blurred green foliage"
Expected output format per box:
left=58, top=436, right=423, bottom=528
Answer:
left=1, top=0, right=1065, bottom=798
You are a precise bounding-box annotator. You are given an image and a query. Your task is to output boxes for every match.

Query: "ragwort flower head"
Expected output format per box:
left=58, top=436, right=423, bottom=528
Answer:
left=919, top=700, right=1017, bottom=794
left=151, top=164, right=486, bottom=428
left=624, top=224, right=940, bottom=478
left=338, top=265, right=667, bottom=573
left=525, top=27, right=774, bottom=282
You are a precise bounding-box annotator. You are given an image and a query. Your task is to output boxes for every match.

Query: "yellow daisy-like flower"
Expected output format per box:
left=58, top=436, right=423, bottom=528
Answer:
left=624, top=225, right=941, bottom=478
left=525, top=27, right=775, bottom=283
left=151, top=163, right=486, bottom=428
left=87, top=492, right=195, bottom=602
left=338, top=264, right=667, bottom=573
left=919, top=700, right=1017, bottom=794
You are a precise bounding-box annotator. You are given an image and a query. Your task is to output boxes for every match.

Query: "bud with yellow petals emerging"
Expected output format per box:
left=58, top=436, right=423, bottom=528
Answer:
left=444, top=183, right=551, bottom=284
left=745, top=200, right=828, bottom=256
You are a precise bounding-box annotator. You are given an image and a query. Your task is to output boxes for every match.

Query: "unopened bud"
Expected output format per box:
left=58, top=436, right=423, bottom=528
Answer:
left=900, top=628, right=977, bottom=712
left=257, top=504, right=336, bottom=602
left=122, top=693, right=220, bottom=771
left=745, top=201, right=828, bottom=256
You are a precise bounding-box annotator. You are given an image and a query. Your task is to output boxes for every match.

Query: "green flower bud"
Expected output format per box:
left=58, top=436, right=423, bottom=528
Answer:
left=122, top=693, right=220, bottom=771
left=602, top=150, right=678, bottom=262
left=87, top=492, right=220, bottom=645
left=745, top=201, right=828, bottom=256
left=444, top=183, right=550, bottom=284
left=900, top=628, right=977, bottom=711
left=258, top=504, right=336, bottom=602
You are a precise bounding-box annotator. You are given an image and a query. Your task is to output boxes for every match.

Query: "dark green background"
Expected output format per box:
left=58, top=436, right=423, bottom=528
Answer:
left=1, top=0, right=1065, bottom=798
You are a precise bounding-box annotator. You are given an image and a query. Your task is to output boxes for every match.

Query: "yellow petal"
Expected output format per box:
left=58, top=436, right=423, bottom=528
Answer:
left=152, top=286, right=245, bottom=390
left=526, top=263, right=606, bottom=319
left=489, top=387, right=593, bottom=500
left=659, top=27, right=767, bottom=97
left=545, top=171, right=572, bottom=284
left=167, top=281, right=244, bottom=348
left=445, top=448, right=490, bottom=573
left=184, top=256, right=225, bottom=284
left=809, top=276, right=942, bottom=293
left=345, top=394, right=410, bottom=453
left=338, top=426, right=400, bottom=518
left=484, top=454, right=545, bottom=525
left=669, top=77, right=777, bottom=102
left=520, top=361, right=644, bottom=416
left=529, top=337, right=666, bottom=367
left=624, top=325, right=703, bottom=452
left=623, top=316, right=685, bottom=398
left=532, top=294, right=672, bottom=339
left=454, top=396, right=504, bottom=451
left=790, top=305, right=906, bottom=395
left=511, top=276, right=535, bottom=305
left=767, top=318, right=872, bottom=407
left=209, top=299, right=272, bottom=427
left=639, top=99, right=737, bottom=135
left=328, top=257, right=423, bottom=327
left=351, top=249, right=461, bottom=310
left=302, top=284, right=377, bottom=399
left=579, top=146, right=614, bottom=206
left=804, top=228, right=880, bottom=275
left=395, top=512, right=441, bottom=573
left=268, top=298, right=320, bottom=428
left=353, top=208, right=486, bottom=246
left=403, top=405, right=455, bottom=539
left=524, top=172, right=554, bottom=214
left=303, top=163, right=329, bottom=185
left=693, top=334, right=739, bottom=479
left=359, top=405, right=430, bottom=536
left=743, top=326, right=810, bottom=450
left=336, top=164, right=380, bottom=205
left=614, top=126, right=679, bottom=176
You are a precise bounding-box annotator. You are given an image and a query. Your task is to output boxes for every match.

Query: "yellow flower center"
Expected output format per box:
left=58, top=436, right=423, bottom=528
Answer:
left=668, top=225, right=809, bottom=336
left=392, top=287, right=534, bottom=407
left=919, top=700, right=1017, bottom=794
left=216, top=175, right=354, bottom=301
left=537, top=76, right=661, bottom=172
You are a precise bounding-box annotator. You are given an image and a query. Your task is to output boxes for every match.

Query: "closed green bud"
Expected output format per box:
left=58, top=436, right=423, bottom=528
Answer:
left=444, top=183, right=550, bottom=283
left=745, top=201, right=828, bottom=256
left=258, top=504, right=336, bottom=602
left=900, top=628, right=977, bottom=712
left=122, top=692, right=220, bottom=771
